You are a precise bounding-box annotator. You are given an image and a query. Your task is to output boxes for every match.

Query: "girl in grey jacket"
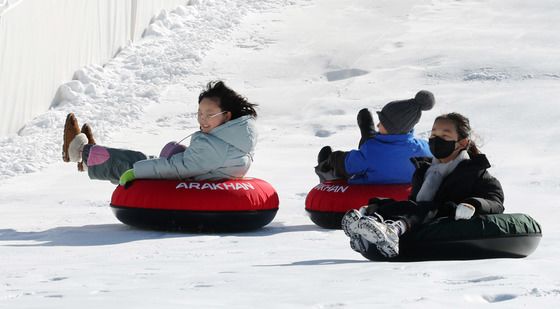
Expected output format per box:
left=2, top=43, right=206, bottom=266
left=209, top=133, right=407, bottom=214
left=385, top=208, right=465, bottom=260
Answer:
left=62, top=81, right=258, bottom=185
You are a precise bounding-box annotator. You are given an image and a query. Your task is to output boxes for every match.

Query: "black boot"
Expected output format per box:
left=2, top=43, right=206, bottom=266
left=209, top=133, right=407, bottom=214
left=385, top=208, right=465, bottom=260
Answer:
left=357, top=108, right=376, bottom=147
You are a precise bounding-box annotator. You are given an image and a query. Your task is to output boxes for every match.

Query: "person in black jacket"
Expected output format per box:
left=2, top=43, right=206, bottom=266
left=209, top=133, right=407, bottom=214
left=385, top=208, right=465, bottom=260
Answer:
left=341, top=112, right=505, bottom=258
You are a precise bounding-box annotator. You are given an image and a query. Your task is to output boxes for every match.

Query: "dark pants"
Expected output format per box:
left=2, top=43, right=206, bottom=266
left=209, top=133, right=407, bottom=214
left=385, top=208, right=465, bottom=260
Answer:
left=367, top=199, right=436, bottom=232
left=82, top=144, right=148, bottom=184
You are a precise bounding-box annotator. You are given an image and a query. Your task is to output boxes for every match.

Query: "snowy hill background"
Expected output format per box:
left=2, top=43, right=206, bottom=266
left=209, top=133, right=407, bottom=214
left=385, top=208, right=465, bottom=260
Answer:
left=1, top=0, right=560, bottom=307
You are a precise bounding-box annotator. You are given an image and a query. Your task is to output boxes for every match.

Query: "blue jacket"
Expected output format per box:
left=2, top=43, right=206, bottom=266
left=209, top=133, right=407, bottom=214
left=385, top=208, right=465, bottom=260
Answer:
left=344, top=132, right=432, bottom=184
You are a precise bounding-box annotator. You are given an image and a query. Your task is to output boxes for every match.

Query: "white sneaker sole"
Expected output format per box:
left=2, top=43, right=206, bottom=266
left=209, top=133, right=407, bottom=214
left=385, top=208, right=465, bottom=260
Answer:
left=341, top=209, right=361, bottom=237
left=357, top=217, right=399, bottom=258
left=349, top=234, right=367, bottom=253
left=375, top=241, right=399, bottom=259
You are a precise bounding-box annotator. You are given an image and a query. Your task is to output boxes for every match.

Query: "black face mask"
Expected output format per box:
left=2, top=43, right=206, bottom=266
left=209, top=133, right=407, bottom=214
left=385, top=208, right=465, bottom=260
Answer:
left=429, top=136, right=457, bottom=159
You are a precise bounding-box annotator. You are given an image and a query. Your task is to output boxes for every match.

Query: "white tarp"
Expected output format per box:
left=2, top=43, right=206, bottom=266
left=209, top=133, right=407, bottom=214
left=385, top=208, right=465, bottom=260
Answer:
left=0, top=0, right=184, bottom=136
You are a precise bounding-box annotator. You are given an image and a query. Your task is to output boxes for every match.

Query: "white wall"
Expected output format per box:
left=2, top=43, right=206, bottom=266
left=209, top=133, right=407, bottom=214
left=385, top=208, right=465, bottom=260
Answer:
left=0, top=0, right=185, bottom=136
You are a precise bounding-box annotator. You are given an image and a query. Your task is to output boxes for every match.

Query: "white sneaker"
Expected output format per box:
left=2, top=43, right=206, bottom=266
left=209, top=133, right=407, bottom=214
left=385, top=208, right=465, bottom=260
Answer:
left=341, top=209, right=362, bottom=237
left=357, top=215, right=400, bottom=258
left=349, top=234, right=368, bottom=253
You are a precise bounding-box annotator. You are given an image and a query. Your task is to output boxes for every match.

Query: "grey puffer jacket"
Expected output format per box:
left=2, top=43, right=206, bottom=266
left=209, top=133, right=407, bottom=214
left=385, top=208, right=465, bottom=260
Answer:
left=133, top=115, right=257, bottom=180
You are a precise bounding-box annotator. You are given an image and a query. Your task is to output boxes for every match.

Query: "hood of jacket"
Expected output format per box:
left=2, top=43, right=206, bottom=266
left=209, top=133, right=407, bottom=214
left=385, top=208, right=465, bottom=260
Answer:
left=208, top=115, right=257, bottom=153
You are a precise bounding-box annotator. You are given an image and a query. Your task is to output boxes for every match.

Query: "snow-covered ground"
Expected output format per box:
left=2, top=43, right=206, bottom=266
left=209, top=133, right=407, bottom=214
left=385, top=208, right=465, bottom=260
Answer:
left=1, top=0, right=560, bottom=307
left=0, top=0, right=20, bottom=15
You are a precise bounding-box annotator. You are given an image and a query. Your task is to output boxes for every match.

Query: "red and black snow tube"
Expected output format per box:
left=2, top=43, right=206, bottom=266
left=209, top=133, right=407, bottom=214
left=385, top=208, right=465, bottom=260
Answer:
left=305, top=180, right=411, bottom=229
left=110, top=178, right=279, bottom=232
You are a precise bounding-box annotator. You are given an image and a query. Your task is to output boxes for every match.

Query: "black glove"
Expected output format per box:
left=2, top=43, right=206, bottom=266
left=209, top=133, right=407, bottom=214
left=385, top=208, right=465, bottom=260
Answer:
left=314, top=161, right=341, bottom=182
left=317, top=146, right=333, bottom=165
left=357, top=108, right=376, bottom=147
left=363, top=197, right=396, bottom=215
left=327, top=151, right=349, bottom=178
left=439, top=201, right=458, bottom=218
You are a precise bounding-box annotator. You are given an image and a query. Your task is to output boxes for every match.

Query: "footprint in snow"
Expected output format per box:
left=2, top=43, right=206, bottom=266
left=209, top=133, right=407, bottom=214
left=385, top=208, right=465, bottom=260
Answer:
left=444, top=275, right=505, bottom=285
left=315, top=129, right=334, bottom=138
left=316, top=302, right=346, bottom=308
left=463, top=67, right=510, bottom=81
left=324, top=68, right=369, bottom=82
left=295, top=192, right=307, bottom=199
left=322, top=109, right=346, bottom=116
left=44, top=294, right=64, bottom=298
left=192, top=284, right=213, bottom=288
left=467, top=275, right=506, bottom=283
left=482, top=294, right=518, bottom=303
left=526, top=288, right=560, bottom=297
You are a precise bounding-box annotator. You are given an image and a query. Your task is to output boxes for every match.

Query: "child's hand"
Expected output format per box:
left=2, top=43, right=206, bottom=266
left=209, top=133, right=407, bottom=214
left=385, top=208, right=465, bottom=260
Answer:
left=119, top=169, right=136, bottom=187
left=454, top=203, right=475, bottom=220
left=159, top=141, right=187, bottom=159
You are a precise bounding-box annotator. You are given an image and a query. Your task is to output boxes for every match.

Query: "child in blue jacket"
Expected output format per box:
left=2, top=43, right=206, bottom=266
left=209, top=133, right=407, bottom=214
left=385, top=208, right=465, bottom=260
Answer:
left=316, top=90, right=434, bottom=184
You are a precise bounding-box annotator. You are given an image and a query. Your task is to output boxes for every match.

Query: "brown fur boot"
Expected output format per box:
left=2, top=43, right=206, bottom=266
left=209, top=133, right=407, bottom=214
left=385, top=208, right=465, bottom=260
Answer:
left=62, top=113, right=81, bottom=162
left=77, top=123, right=96, bottom=172
left=81, top=123, right=96, bottom=145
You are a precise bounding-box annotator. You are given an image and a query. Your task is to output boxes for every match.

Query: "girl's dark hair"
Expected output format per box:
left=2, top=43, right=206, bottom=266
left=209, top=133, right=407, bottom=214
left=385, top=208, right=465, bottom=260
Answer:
left=435, top=112, right=481, bottom=157
left=198, top=81, right=258, bottom=119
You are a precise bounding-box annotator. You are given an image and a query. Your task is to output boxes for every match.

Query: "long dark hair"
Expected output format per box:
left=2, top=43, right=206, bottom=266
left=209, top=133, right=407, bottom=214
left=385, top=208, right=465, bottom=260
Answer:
left=198, top=81, right=258, bottom=119
left=435, top=112, right=481, bottom=157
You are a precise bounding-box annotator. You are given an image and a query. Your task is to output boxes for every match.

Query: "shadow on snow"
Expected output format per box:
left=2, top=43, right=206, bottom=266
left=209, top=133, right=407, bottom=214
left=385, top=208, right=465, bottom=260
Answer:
left=0, top=223, right=324, bottom=247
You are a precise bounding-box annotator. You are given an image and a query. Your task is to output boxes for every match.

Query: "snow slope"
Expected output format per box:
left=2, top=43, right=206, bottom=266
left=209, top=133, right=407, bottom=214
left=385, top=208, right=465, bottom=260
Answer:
left=1, top=0, right=560, bottom=307
left=0, top=0, right=21, bottom=15
left=0, top=0, right=185, bottom=136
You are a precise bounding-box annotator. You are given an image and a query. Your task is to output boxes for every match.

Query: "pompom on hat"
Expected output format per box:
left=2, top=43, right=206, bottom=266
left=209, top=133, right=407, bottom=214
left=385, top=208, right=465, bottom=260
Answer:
left=376, top=90, right=435, bottom=134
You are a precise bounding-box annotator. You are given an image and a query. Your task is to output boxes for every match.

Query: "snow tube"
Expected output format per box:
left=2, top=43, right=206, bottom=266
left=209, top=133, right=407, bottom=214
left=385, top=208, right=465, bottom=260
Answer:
left=305, top=180, right=411, bottom=229
left=110, top=178, right=279, bottom=232
left=361, top=213, right=542, bottom=261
